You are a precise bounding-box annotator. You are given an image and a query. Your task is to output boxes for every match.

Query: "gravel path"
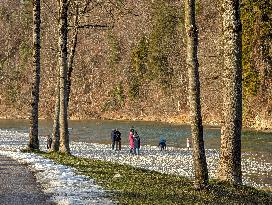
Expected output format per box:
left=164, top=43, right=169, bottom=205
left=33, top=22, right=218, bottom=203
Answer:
left=0, top=155, right=52, bottom=205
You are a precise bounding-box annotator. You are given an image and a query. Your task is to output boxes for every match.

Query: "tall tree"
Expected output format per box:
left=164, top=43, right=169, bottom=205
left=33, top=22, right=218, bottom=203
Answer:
left=67, top=3, right=79, bottom=105
left=52, top=0, right=123, bottom=151
left=217, top=0, right=243, bottom=184
left=51, top=77, right=60, bottom=151
left=29, top=0, right=41, bottom=150
left=52, top=1, right=83, bottom=151
left=58, top=0, right=70, bottom=154
left=184, top=0, right=208, bottom=188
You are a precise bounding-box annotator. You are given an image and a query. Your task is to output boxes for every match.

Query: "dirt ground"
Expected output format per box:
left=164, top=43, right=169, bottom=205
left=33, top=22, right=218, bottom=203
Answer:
left=0, top=155, right=53, bottom=205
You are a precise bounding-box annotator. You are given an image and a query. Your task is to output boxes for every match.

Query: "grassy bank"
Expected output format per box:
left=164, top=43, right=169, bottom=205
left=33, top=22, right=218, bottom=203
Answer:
left=37, top=152, right=272, bottom=205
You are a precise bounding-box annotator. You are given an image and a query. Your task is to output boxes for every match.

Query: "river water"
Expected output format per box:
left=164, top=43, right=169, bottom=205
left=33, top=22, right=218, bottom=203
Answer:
left=0, top=119, right=271, bottom=154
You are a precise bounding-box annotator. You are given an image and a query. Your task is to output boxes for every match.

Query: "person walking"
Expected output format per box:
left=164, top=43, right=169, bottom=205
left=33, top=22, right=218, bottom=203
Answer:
left=111, top=129, right=116, bottom=150
left=133, top=130, right=141, bottom=155
left=115, top=128, right=121, bottom=150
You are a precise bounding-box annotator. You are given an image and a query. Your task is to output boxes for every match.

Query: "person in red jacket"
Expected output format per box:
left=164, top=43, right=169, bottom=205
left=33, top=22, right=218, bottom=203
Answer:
left=129, top=128, right=134, bottom=154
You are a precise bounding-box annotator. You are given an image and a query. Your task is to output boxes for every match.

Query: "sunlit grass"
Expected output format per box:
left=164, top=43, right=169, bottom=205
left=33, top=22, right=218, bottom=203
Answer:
left=39, top=151, right=272, bottom=205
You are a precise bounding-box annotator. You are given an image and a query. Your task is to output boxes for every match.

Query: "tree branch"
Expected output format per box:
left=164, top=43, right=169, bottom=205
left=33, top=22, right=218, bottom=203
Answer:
left=77, top=24, right=112, bottom=29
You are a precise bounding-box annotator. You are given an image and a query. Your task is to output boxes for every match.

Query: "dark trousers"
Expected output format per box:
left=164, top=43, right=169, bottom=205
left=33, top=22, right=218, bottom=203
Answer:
left=115, top=140, right=121, bottom=150
left=159, top=143, right=166, bottom=151
left=112, top=140, right=115, bottom=150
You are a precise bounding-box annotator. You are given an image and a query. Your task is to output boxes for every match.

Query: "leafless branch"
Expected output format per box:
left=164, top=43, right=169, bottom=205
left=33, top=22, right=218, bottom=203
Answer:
left=77, top=24, right=112, bottom=29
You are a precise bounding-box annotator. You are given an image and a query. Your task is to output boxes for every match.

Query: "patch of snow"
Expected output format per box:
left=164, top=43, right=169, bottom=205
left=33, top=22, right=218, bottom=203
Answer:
left=0, top=130, right=115, bottom=205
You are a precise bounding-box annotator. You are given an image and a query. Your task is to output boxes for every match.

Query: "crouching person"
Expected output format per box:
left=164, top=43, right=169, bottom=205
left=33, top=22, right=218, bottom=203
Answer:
left=158, top=137, right=166, bottom=151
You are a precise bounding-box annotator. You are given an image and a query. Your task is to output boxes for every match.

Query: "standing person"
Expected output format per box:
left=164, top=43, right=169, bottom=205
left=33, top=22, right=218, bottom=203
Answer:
left=47, top=135, right=52, bottom=150
left=186, top=137, right=191, bottom=150
left=111, top=129, right=116, bottom=150
left=129, top=128, right=134, bottom=154
left=158, top=137, right=166, bottom=151
left=115, top=128, right=121, bottom=150
left=133, top=130, right=141, bottom=155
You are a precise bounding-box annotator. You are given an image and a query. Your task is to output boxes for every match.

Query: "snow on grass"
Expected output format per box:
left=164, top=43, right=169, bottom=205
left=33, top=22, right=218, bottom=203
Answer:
left=0, top=129, right=271, bottom=205
left=0, top=130, right=114, bottom=205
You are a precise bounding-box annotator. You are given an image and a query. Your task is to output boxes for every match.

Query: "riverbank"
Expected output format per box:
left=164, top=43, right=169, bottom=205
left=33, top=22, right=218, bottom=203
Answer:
left=0, top=129, right=271, bottom=190
left=0, top=150, right=271, bottom=205
left=0, top=129, right=271, bottom=204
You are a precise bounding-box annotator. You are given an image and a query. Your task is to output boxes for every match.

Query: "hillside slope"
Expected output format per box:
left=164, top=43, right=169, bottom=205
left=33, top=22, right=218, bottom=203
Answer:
left=0, top=0, right=271, bottom=129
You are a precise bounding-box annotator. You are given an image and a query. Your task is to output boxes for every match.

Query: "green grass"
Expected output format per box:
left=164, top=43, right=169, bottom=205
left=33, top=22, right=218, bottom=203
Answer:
left=33, top=151, right=272, bottom=205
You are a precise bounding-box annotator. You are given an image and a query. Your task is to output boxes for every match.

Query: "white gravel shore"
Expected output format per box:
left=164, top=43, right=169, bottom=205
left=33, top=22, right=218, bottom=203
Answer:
left=0, top=129, right=271, bottom=205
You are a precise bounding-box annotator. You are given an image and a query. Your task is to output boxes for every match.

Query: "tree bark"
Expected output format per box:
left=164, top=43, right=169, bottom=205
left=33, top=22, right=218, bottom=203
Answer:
left=29, top=0, right=41, bottom=150
left=58, top=0, right=70, bottom=154
left=217, top=0, right=243, bottom=184
left=185, top=0, right=208, bottom=188
left=51, top=77, right=60, bottom=151
left=67, top=4, right=79, bottom=105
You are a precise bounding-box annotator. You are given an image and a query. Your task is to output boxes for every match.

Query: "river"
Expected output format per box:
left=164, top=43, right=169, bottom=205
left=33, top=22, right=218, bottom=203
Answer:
left=0, top=119, right=271, bottom=154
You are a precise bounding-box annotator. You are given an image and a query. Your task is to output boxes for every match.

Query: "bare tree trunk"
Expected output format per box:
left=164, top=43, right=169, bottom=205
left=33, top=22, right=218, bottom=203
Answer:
left=217, top=0, right=243, bottom=184
left=52, top=2, right=79, bottom=151
left=29, top=0, right=41, bottom=150
left=58, top=0, right=70, bottom=154
left=185, top=0, right=208, bottom=188
left=67, top=4, right=79, bottom=105
left=51, top=77, right=60, bottom=151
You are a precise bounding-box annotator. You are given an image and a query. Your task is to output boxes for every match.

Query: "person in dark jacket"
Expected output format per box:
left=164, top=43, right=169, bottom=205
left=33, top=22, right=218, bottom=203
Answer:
left=133, top=131, right=141, bottom=155
left=115, top=128, right=122, bottom=150
left=111, top=129, right=116, bottom=150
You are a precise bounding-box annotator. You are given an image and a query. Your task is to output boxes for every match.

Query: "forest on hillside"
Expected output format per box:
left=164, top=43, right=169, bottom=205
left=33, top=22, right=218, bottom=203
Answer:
left=0, top=0, right=271, bottom=129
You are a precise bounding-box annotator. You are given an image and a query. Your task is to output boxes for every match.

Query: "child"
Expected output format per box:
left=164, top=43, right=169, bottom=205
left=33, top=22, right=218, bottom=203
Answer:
left=186, top=137, right=191, bottom=150
left=47, top=135, right=52, bottom=150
